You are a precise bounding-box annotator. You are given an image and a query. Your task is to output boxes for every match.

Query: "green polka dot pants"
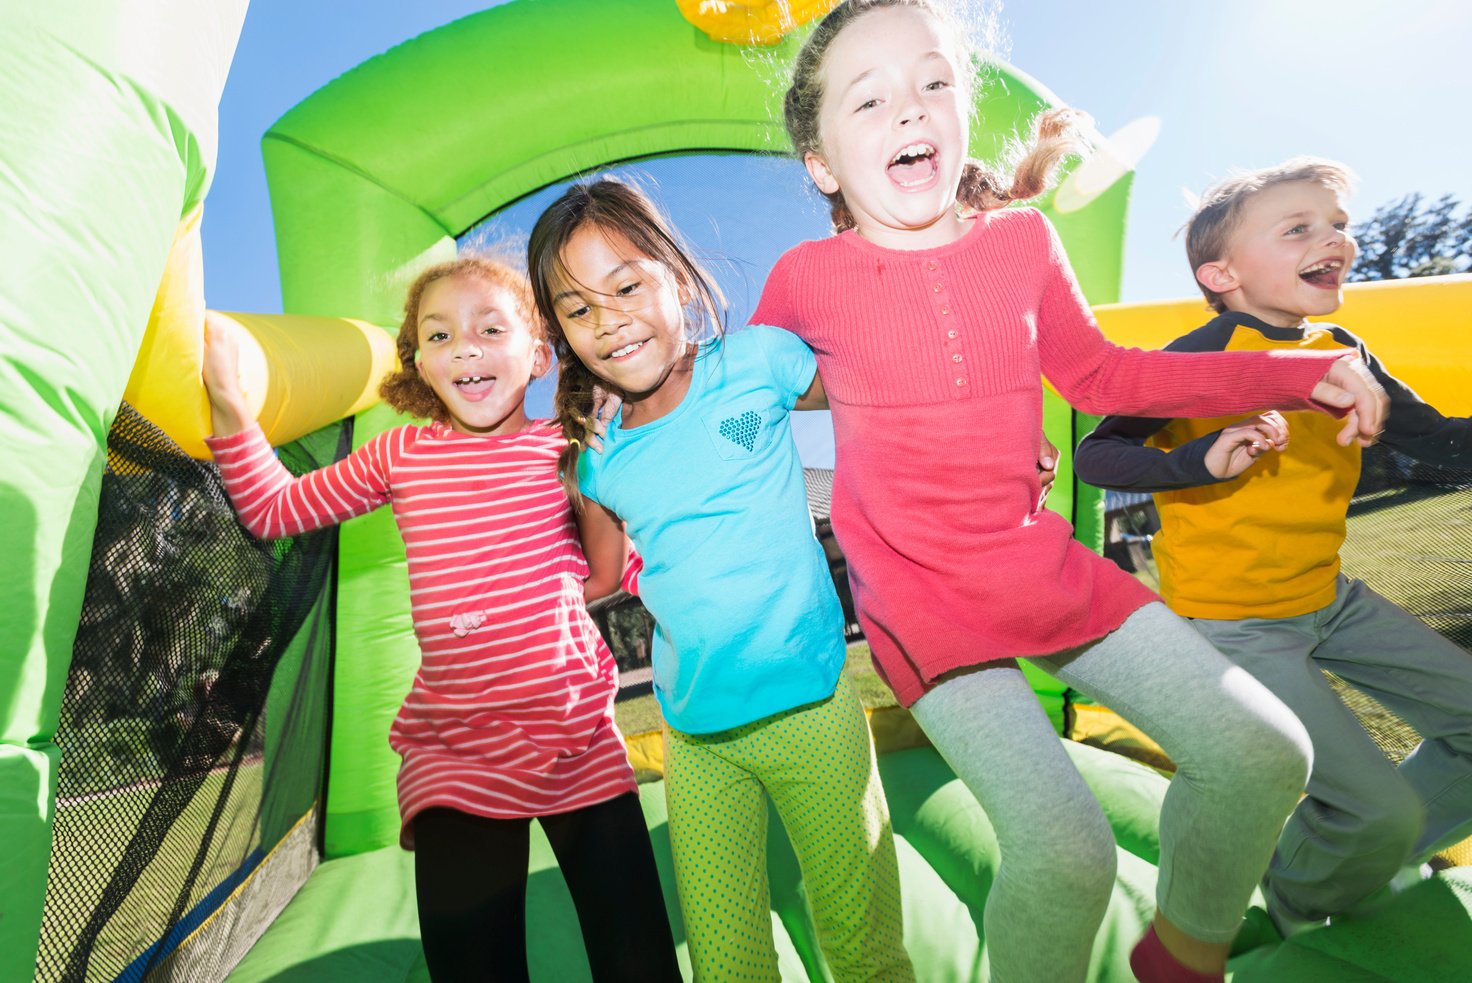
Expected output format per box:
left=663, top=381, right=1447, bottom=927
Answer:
left=664, top=675, right=913, bottom=982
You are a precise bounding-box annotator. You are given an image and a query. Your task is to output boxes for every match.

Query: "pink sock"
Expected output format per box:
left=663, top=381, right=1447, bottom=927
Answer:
left=1129, top=925, right=1225, bottom=983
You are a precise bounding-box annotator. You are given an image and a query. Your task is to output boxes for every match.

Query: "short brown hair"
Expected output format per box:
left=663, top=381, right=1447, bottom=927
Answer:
left=378, top=256, right=541, bottom=422
left=1185, top=156, right=1356, bottom=313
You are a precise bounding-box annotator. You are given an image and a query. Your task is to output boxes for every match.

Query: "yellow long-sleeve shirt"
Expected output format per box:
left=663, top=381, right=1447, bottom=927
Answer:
left=1075, top=311, right=1472, bottom=620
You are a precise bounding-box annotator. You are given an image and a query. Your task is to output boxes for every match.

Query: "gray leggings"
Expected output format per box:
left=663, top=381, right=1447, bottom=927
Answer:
left=909, top=602, right=1312, bottom=983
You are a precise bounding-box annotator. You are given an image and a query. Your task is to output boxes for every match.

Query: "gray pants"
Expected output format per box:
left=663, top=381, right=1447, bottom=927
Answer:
left=1191, top=576, right=1472, bottom=922
left=910, top=602, right=1311, bottom=983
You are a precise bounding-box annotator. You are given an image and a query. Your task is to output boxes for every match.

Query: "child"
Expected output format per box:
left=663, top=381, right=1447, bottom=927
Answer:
left=756, top=3, right=1391, bottom=981
left=1074, top=157, right=1472, bottom=936
left=527, top=178, right=915, bottom=982
left=201, top=257, right=680, bottom=983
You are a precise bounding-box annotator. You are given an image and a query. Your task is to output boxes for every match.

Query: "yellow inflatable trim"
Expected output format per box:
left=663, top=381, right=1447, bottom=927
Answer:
left=1093, top=274, right=1472, bottom=416
left=124, top=211, right=397, bottom=458
left=675, top=0, right=838, bottom=46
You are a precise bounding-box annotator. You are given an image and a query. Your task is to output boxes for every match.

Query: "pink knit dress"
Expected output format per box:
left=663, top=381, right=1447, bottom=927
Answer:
left=752, top=207, right=1347, bottom=706
left=207, top=420, right=637, bottom=847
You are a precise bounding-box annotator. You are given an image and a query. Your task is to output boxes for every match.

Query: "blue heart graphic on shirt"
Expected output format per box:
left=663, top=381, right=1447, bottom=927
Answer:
left=718, top=410, right=761, bottom=451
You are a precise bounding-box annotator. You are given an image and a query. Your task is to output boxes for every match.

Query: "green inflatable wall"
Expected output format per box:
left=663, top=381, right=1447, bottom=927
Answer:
left=0, top=2, right=248, bottom=976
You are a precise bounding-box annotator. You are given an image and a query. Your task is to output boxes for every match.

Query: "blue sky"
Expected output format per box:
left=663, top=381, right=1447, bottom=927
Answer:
left=201, top=1, right=1471, bottom=463
left=205, top=0, right=1472, bottom=314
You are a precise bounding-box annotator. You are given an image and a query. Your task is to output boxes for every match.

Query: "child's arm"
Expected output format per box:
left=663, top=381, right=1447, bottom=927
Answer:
left=794, top=368, right=828, bottom=411
left=1076, top=412, right=1289, bottom=492
left=577, top=500, right=629, bottom=603
left=1030, top=212, right=1386, bottom=444
left=1331, top=328, right=1472, bottom=467
left=202, top=320, right=392, bottom=539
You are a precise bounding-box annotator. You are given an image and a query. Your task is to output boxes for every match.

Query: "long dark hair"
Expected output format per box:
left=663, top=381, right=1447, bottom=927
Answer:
left=526, top=178, right=727, bottom=504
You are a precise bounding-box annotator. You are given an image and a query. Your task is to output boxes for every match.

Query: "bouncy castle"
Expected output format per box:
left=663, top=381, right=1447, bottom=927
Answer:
left=5, top=1, right=1472, bottom=980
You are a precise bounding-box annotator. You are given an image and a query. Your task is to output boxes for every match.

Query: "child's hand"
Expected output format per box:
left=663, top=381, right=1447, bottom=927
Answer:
left=202, top=317, right=254, bottom=437
left=1037, top=434, right=1059, bottom=509
left=1205, top=411, right=1289, bottom=480
left=1310, top=356, right=1388, bottom=447
left=584, top=388, right=623, bottom=454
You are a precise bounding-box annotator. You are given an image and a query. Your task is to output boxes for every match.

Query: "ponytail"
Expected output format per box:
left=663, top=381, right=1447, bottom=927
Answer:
left=957, top=107, right=1091, bottom=214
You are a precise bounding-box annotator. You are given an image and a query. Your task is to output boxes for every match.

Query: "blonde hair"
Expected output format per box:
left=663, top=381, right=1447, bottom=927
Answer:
left=1186, top=156, right=1357, bottom=313
left=783, top=0, right=1088, bottom=230
left=526, top=178, right=726, bottom=506
left=378, top=257, right=542, bottom=422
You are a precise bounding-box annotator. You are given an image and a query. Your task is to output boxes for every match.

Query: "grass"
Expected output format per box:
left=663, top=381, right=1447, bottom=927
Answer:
left=36, top=763, right=265, bottom=981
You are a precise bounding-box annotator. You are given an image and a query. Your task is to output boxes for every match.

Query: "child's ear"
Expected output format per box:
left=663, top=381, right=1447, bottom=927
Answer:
left=413, top=348, right=425, bottom=379
left=1195, top=260, right=1238, bottom=296
left=530, top=339, right=553, bottom=380
left=803, top=151, right=841, bottom=196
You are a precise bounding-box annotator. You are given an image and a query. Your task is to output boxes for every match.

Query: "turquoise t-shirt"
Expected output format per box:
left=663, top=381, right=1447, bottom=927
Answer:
left=578, top=325, right=845, bottom=734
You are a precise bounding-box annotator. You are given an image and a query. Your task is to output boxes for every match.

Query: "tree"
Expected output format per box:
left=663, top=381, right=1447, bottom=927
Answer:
left=1348, top=192, right=1472, bottom=282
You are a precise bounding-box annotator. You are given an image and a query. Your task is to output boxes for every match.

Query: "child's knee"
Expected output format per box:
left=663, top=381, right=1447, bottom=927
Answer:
left=1006, top=803, right=1117, bottom=900
left=1357, top=789, right=1424, bottom=855
left=1220, top=701, right=1314, bottom=797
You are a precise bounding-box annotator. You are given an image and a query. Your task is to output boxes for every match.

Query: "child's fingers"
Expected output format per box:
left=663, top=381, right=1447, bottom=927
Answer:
left=593, top=390, right=623, bottom=429
left=1324, top=356, right=1388, bottom=445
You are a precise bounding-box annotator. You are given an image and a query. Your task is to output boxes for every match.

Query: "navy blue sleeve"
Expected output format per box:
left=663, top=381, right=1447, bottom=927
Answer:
left=1073, top=318, right=1238, bottom=492
left=1327, top=327, right=1472, bottom=467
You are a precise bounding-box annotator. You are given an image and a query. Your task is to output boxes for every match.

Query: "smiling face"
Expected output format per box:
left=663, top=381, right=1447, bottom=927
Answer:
left=414, top=274, right=550, bottom=436
left=550, top=224, right=692, bottom=426
left=804, top=4, right=971, bottom=249
left=1200, top=181, right=1357, bottom=327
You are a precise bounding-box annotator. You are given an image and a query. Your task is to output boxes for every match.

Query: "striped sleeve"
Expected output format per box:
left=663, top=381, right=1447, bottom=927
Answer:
left=205, top=423, right=395, bottom=539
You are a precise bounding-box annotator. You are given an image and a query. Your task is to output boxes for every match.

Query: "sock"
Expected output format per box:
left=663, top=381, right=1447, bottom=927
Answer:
left=1129, top=925, right=1225, bottom=983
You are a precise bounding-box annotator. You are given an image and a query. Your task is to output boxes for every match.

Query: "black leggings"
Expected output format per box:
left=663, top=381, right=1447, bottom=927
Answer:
left=413, top=793, right=681, bottom=983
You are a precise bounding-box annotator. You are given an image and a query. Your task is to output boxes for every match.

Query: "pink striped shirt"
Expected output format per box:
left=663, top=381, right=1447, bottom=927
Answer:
left=207, top=420, right=636, bottom=847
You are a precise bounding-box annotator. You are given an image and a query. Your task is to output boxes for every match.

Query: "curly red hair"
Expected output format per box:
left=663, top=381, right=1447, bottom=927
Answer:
left=378, top=256, right=543, bottom=422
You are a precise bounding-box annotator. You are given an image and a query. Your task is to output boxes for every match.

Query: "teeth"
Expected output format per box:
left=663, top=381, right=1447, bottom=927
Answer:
left=890, top=142, right=936, bottom=164
left=455, top=375, right=487, bottom=385
left=611, top=341, right=643, bottom=358
left=1301, top=259, right=1343, bottom=275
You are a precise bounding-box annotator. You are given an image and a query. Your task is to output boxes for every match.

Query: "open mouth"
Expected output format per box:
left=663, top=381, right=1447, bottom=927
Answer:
left=453, top=374, right=494, bottom=395
left=887, top=142, right=938, bottom=188
left=1298, top=259, right=1344, bottom=289
left=608, top=340, right=647, bottom=360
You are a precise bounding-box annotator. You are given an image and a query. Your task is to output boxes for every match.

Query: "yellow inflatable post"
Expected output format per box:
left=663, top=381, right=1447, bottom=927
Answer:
left=122, top=211, right=398, bottom=458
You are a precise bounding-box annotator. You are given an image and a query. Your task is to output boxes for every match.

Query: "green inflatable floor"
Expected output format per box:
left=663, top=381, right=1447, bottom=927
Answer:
left=227, top=743, right=1472, bottom=982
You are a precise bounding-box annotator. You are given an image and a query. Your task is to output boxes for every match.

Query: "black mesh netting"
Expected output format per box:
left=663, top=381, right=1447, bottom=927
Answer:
left=1100, top=441, right=1472, bottom=779
left=36, top=404, right=347, bottom=983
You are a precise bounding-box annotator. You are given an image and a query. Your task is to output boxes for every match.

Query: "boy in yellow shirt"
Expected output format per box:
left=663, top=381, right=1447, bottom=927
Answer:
left=1075, top=157, right=1472, bottom=935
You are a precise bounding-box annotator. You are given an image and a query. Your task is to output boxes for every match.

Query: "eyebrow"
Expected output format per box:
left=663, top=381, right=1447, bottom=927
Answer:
left=552, top=262, right=634, bottom=304
left=838, top=51, right=949, bottom=98
left=418, top=306, right=504, bottom=327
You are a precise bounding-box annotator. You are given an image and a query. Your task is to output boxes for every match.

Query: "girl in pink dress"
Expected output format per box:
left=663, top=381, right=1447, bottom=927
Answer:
left=754, top=3, right=1389, bottom=981
left=202, top=257, right=678, bottom=983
